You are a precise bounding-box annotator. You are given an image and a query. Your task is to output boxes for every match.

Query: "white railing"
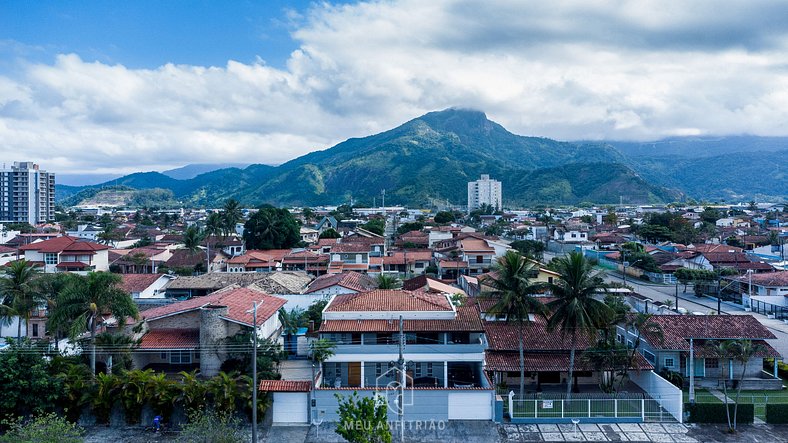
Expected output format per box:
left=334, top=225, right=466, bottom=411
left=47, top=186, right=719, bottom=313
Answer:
left=506, top=392, right=675, bottom=422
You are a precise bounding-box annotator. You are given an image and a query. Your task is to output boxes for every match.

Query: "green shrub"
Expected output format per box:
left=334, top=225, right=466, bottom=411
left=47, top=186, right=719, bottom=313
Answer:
left=766, top=404, right=788, bottom=424
left=685, top=403, right=754, bottom=424
left=0, top=413, right=83, bottom=443
left=177, top=409, right=243, bottom=443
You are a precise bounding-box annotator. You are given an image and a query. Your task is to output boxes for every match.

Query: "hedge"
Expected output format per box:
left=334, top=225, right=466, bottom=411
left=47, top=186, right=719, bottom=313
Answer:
left=685, top=403, right=754, bottom=424
left=766, top=404, right=788, bottom=424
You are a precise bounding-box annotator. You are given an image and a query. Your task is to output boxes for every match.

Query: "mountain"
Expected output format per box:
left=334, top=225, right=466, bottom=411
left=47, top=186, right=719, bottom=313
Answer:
left=162, top=163, right=251, bottom=180
left=56, top=108, right=680, bottom=207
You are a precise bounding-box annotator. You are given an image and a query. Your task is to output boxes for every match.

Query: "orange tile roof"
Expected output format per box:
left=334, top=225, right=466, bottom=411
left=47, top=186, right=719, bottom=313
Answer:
left=19, top=235, right=109, bottom=253
left=320, top=305, right=483, bottom=332
left=120, top=273, right=166, bottom=293
left=142, top=287, right=286, bottom=327
left=139, top=328, right=199, bottom=349
left=485, top=351, right=653, bottom=372
left=305, top=271, right=377, bottom=294
left=258, top=380, right=312, bottom=392
left=325, top=289, right=452, bottom=312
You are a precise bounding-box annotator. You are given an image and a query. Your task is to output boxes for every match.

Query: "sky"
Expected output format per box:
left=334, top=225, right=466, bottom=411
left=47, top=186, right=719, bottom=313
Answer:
left=2, top=0, right=788, bottom=184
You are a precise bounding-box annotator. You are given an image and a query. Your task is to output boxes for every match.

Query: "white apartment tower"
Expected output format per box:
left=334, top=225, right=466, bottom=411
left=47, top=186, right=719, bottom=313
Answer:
left=467, top=174, right=502, bottom=212
left=0, top=162, right=56, bottom=225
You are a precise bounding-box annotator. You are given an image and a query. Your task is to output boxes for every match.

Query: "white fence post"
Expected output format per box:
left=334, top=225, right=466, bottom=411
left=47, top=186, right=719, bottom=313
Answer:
left=508, top=391, right=514, bottom=418
left=614, top=399, right=618, bottom=418
left=588, top=399, right=591, bottom=418
left=641, top=399, right=645, bottom=421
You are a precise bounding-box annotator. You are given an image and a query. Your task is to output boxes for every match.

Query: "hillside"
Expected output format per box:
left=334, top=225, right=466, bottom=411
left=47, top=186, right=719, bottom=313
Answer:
left=56, top=108, right=679, bottom=207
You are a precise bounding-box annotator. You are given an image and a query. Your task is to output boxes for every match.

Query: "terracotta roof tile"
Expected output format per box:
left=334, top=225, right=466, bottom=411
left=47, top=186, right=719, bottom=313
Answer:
left=305, top=271, right=377, bottom=294
left=485, top=351, right=653, bottom=372
left=142, top=287, right=286, bottom=326
left=19, top=235, right=109, bottom=253
left=120, top=274, right=166, bottom=293
left=320, top=305, right=484, bottom=332
left=139, top=328, right=199, bottom=349
left=258, top=380, right=312, bottom=392
left=325, top=289, right=452, bottom=312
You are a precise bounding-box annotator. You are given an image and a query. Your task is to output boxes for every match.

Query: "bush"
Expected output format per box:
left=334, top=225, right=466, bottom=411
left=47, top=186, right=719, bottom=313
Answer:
left=0, top=413, right=84, bottom=443
left=766, top=404, right=788, bottom=424
left=685, top=403, right=754, bottom=424
left=177, top=409, right=243, bottom=443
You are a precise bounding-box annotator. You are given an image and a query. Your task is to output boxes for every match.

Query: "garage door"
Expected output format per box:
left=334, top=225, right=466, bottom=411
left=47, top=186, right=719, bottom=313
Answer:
left=448, top=392, right=492, bottom=420
left=272, top=392, right=309, bottom=423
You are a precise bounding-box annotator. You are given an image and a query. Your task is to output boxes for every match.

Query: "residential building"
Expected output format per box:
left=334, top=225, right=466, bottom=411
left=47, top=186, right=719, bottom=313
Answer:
left=467, top=174, right=502, bottom=211
left=119, top=273, right=175, bottom=299
left=0, top=162, right=55, bottom=225
left=18, top=235, right=110, bottom=272
left=616, top=314, right=782, bottom=390
left=312, top=289, right=494, bottom=421
left=304, top=271, right=378, bottom=297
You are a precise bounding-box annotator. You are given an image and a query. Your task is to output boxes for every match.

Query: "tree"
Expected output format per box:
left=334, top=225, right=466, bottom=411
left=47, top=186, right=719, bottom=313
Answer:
left=510, top=240, right=545, bottom=261
left=302, top=207, right=315, bottom=223
left=710, top=341, right=735, bottom=432
left=433, top=211, right=455, bottom=224
left=362, top=218, right=386, bottom=235
left=309, top=338, right=336, bottom=367
left=221, top=199, right=243, bottom=235
left=178, top=409, right=243, bottom=443
left=602, top=211, right=618, bottom=226
left=305, top=299, right=329, bottom=329
left=334, top=392, right=392, bottom=443
left=376, top=274, right=402, bottom=289
left=0, top=339, right=62, bottom=421
left=243, top=207, right=301, bottom=250
left=728, top=339, right=765, bottom=431
left=396, top=221, right=423, bottom=235
left=0, top=260, right=44, bottom=340
left=278, top=307, right=307, bottom=336
left=620, top=313, right=662, bottom=391
left=483, top=251, right=546, bottom=399
left=319, top=228, right=342, bottom=239
left=48, top=272, right=139, bottom=374
left=183, top=225, right=205, bottom=254
left=547, top=251, right=611, bottom=398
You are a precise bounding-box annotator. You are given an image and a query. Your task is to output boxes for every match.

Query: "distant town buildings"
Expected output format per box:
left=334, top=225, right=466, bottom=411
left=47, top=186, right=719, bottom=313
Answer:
left=0, top=162, right=55, bottom=225
left=467, top=174, right=502, bottom=212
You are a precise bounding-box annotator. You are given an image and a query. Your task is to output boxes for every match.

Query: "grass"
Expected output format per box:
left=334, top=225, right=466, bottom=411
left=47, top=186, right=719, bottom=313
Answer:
left=687, top=388, right=788, bottom=419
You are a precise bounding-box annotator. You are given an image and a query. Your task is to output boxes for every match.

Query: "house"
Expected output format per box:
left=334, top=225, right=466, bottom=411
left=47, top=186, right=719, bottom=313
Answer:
left=120, top=273, right=175, bottom=299
left=326, top=243, right=371, bottom=273
left=553, top=227, right=589, bottom=243
left=616, top=314, right=782, bottom=390
left=164, top=271, right=312, bottom=299
left=18, top=235, right=110, bottom=272
left=300, top=227, right=319, bottom=244
left=395, top=230, right=430, bottom=248
left=403, top=275, right=467, bottom=297
left=133, top=286, right=287, bottom=375
left=434, top=234, right=510, bottom=276
left=481, top=298, right=653, bottom=394
left=312, top=289, right=494, bottom=422
left=65, top=224, right=104, bottom=241
left=164, top=248, right=228, bottom=274
left=731, top=271, right=788, bottom=308
left=304, top=271, right=378, bottom=297
left=381, top=250, right=433, bottom=276
left=282, top=249, right=329, bottom=275
left=110, top=247, right=172, bottom=274
left=315, top=216, right=339, bottom=233
left=226, top=249, right=290, bottom=273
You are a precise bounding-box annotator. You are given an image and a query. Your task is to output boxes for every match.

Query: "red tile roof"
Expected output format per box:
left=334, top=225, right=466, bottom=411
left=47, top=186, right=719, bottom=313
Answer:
left=139, top=328, right=199, bottom=349
left=258, top=380, right=312, bottom=392
left=55, top=261, right=89, bottom=269
left=120, top=274, right=166, bottom=294
left=305, top=271, right=377, bottom=294
left=330, top=243, right=370, bottom=253
left=325, top=289, right=452, bottom=312
left=320, top=305, right=484, bottom=332
left=484, top=317, right=594, bottom=352
left=142, top=287, right=286, bottom=327
left=639, top=314, right=778, bottom=352
left=460, top=238, right=494, bottom=253
left=732, top=271, right=788, bottom=287
left=439, top=260, right=468, bottom=269
left=19, top=235, right=109, bottom=253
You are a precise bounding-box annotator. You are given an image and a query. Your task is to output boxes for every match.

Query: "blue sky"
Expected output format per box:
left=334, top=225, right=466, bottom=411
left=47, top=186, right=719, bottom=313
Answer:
left=2, top=1, right=788, bottom=182
left=0, top=1, right=318, bottom=69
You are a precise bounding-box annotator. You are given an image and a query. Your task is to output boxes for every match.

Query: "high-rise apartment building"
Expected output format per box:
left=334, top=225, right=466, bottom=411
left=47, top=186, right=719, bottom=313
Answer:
left=0, top=162, right=56, bottom=225
left=467, top=174, right=502, bottom=212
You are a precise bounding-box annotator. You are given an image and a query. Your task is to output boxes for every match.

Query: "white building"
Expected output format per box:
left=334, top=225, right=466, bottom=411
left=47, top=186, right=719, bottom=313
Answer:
left=0, top=162, right=55, bottom=225
left=467, top=174, right=502, bottom=212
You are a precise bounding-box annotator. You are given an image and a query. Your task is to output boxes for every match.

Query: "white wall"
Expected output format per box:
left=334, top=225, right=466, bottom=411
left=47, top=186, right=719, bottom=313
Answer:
left=629, top=370, right=683, bottom=423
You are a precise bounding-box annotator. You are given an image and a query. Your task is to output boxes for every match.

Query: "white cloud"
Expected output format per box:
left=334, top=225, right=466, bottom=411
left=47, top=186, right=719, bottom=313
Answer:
left=2, top=0, right=788, bottom=178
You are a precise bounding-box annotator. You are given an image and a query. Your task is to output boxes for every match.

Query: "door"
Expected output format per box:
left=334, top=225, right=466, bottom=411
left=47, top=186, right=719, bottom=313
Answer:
left=272, top=392, right=308, bottom=423
left=448, top=392, right=492, bottom=420
left=348, top=362, right=361, bottom=387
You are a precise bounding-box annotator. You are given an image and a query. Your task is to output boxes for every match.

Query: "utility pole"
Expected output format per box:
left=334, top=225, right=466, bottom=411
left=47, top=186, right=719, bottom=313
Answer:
left=675, top=282, right=679, bottom=312
left=252, top=301, right=258, bottom=443
left=622, top=250, right=627, bottom=287
left=397, top=315, right=405, bottom=443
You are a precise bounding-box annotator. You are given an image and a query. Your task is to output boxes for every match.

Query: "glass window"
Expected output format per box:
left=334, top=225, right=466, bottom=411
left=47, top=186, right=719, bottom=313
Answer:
left=705, top=358, right=719, bottom=369
left=643, top=350, right=656, bottom=364
left=44, top=253, right=57, bottom=265
left=664, top=358, right=675, bottom=368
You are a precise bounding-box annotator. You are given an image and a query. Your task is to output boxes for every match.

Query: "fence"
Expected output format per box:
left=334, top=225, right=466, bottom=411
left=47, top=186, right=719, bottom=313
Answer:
left=506, top=392, right=677, bottom=423
left=750, top=298, right=788, bottom=320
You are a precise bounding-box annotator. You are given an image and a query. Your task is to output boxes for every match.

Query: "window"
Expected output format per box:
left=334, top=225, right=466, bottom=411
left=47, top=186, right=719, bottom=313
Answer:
left=160, top=352, right=167, bottom=360
left=705, top=358, right=719, bottom=369
left=32, top=323, right=38, bottom=337
left=170, top=350, right=192, bottom=364
left=415, top=363, right=422, bottom=377
left=44, top=253, right=57, bottom=265
left=375, top=363, right=382, bottom=378
left=427, top=363, right=434, bottom=377
left=627, top=340, right=634, bottom=349
left=664, top=357, right=675, bottom=368
left=616, top=333, right=624, bottom=344
left=476, top=255, right=484, bottom=263
left=643, top=350, right=656, bottom=364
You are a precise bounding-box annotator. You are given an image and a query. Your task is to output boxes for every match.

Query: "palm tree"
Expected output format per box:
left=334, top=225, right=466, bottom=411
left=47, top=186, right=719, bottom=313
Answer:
left=48, top=272, right=139, bottom=374
left=711, top=341, right=734, bottom=432
left=483, top=250, right=547, bottom=399
left=617, top=313, right=663, bottom=392
left=222, top=199, right=243, bottom=236
left=0, top=260, right=44, bottom=340
left=546, top=251, right=611, bottom=398
left=376, top=274, right=402, bottom=289
left=728, top=339, right=765, bottom=431
left=182, top=225, right=204, bottom=253
left=205, top=213, right=224, bottom=272
left=278, top=307, right=306, bottom=336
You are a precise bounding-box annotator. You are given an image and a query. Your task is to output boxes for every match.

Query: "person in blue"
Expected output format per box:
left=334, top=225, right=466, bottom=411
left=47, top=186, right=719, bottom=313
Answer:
left=153, top=415, right=161, bottom=433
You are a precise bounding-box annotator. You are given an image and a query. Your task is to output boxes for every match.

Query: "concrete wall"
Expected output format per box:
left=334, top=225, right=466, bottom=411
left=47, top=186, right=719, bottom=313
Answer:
left=629, top=370, right=682, bottom=422
left=200, top=306, right=228, bottom=376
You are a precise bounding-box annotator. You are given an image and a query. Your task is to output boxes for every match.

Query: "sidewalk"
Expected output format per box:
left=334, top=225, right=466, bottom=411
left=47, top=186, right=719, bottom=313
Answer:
left=501, top=422, right=695, bottom=442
